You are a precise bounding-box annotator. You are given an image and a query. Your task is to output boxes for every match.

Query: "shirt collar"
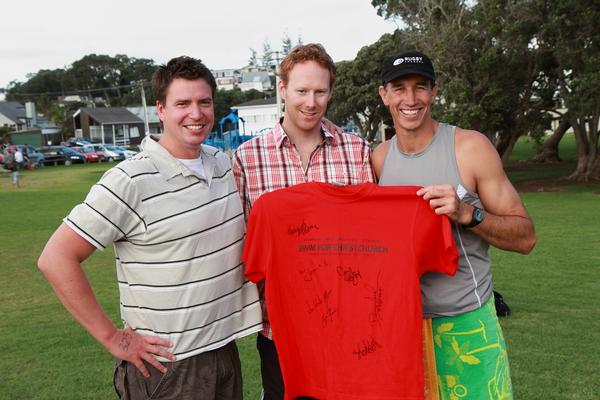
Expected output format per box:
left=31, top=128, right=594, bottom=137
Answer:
left=140, top=135, right=216, bottom=184
left=273, top=118, right=338, bottom=149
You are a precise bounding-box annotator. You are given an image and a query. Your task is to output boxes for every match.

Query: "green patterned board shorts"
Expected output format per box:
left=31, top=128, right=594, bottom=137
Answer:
left=429, top=296, right=513, bottom=399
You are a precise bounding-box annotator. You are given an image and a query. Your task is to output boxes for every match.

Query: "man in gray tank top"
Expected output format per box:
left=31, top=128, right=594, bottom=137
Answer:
left=372, top=51, right=536, bottom=399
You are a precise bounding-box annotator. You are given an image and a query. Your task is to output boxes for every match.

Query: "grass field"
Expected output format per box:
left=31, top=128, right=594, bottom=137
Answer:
left=1, top=135, right=598, bottom=399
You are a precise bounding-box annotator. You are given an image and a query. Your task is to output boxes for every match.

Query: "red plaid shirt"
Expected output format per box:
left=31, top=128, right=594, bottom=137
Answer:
left=232, top=121, right=375, bottom=339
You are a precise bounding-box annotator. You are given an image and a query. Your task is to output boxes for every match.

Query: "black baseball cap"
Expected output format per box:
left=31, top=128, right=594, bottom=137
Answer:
left=381, top=51, right=436, bottom=84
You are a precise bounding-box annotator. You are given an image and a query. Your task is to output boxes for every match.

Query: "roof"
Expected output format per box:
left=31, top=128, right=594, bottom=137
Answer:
left=241, top=71, right=270, bottom=83
left=80, top=107, right=143, bottom=124
left=127, top=106, right=161, bottom=124
left=0, top=101, right=26, bottom=123
left=233, top=97, right=277, bottom=108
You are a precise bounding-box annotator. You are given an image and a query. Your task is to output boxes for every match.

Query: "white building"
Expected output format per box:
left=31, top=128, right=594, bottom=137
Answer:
left=232, top=97, right=279, bottom=136
left=127, top=106, right=163, bottom=134
left=239, top=71, right=272, bottom=92
left=212, top=68, right=241, bottom=91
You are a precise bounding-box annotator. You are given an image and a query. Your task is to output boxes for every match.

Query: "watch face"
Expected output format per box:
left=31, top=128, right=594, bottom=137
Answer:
left=474, top=208, right=484, bottom=222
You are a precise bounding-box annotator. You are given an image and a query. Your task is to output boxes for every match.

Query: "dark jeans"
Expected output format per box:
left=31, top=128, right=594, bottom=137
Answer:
left=114, top=340, right=242, bottom=400
left=257, top=334, right=317, bottom=400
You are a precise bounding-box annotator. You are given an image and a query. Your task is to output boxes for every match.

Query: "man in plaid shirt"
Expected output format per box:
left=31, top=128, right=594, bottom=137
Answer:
left=232, top=43, right=374, bottom=399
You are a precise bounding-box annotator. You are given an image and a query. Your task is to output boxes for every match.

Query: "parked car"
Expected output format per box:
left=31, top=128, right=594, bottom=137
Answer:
left=37, top=146, right=70, bottom=166
left=84, top=144, right=122, bottom=162
left=66, top=137, right=98, bottom=147
left=60, top=146, right=87, bottom=164
left=18, top=145, right=45, bottom=168
left=104, top=145, right=137, bottom=160
left=72, top=146, right=102, bottom=163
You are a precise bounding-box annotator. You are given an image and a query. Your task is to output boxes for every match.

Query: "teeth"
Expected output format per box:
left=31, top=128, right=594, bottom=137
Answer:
left=186, top=124, right=205, bottom=129
left=401, top=109, right=418, bottom=115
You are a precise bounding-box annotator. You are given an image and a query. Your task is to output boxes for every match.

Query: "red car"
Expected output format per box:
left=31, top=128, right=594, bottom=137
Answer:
left=72, top=146, right=102, bottom=163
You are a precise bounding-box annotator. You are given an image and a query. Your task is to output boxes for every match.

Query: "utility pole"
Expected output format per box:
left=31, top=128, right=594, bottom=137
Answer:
left=273, top=51, right=283, bottom=120
left=139, top=81, right=150, bottom=136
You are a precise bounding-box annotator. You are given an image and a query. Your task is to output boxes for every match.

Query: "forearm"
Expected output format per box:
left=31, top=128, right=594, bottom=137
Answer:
left=469, top=212, right=536, bottom=254
left=39, top=258, right=117, bottom=347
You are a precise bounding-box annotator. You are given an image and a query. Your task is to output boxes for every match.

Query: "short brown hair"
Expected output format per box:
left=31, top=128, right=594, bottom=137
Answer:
left=279, top=43, right=336, bottom=88
left=152, top=56, right=217, bottom=104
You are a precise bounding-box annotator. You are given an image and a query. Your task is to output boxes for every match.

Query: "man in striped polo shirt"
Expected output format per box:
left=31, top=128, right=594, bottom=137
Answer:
left=38, top=56, right=262, bottom=399
left=232, top=43, right=375, bottom=399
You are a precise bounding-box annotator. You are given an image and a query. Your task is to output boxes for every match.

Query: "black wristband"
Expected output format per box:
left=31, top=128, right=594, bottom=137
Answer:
left=463, top=207, right=484, bottom=228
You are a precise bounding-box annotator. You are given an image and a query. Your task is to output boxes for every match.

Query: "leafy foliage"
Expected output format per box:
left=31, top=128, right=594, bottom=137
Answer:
left=7, top=54, right=156, bottom=108
left=365, top=0, right=599, bottom=178
left=328, top=32, right=401, bottom=142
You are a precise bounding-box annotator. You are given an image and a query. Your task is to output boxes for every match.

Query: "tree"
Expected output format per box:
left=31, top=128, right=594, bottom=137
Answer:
left=262, top=40, right=273, bottom=69
left=6, top=54, right=158, bottom=140
left=534, top=0, right=600, bottom=180
left=212, top=88, right=265, bottom=128
left=282, top=33, right=293, bottom=56
left=7, top=54, right=157, bottom=110
left=369, top=0, right=553, bottom=161
left=248, top=48, right=258, bottom=67
left=328, top=32, right=400, bottom=142
left=371, top=0, right=600, bottom=179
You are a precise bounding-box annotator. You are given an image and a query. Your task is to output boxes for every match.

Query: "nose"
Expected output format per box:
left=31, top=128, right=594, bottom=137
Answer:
left=188, top=104, right=204, bottom=120
left=305, top=93, right=316, bottom=108
left=405, top=88, right=417, bottom=105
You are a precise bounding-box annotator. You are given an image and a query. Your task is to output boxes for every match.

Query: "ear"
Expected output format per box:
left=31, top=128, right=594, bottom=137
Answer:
left=156, top=100, right=166, bottom=122
left=278, top=80, right=287, bottom=102
left=378, top=85, right=389, bottom=106
left=431, top=84, right=439, bottom=99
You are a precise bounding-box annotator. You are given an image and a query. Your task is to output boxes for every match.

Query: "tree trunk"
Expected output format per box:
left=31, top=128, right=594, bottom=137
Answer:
left=366, top=117, right=379, bottom=143
left=568, top=116, right=592, bottom=181
left=500, top=131, right=520, bottom=164
left=531, top=118, right=570, bottom=163
left=494, top=121, right=520, bottom=163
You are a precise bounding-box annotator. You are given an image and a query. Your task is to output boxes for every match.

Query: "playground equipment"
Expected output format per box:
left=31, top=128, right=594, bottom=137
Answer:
left=204, top=109, right=255, bottom=151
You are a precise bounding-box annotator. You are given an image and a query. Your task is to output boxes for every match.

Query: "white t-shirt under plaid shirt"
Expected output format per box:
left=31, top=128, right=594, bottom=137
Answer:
left=232, top=121, right=375, bottom=339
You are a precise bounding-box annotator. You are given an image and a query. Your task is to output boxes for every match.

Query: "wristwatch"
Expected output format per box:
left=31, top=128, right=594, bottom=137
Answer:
left=463, top=206, right=484, bottom=228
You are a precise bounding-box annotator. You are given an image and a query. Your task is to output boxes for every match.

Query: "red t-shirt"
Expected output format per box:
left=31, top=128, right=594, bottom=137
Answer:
left=243, top=182, right=458, bottom=400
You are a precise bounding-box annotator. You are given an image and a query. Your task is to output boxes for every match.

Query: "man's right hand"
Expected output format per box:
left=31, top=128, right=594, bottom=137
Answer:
left=105, top=327, right=176, bottom=377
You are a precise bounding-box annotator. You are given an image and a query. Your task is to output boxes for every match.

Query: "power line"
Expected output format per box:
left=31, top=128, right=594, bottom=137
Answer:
left=5, top=81, right=151, bottom=98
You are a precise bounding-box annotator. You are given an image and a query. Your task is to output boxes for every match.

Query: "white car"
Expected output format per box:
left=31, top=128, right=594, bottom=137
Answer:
left=106, top=145, right=138, bottom=159
left=84, top=144, right=123, bottom=162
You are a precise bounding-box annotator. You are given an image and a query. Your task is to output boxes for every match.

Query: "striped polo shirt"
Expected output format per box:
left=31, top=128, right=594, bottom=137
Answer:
left=65, top=136, right=262, bottom=360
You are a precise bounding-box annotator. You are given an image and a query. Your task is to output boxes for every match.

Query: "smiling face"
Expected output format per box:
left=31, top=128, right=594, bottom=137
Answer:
left=279, top=60, right=332, bottom=137
left=157, top=77, right=214, bottom=159
left=379, top=74, right=438, bottom=134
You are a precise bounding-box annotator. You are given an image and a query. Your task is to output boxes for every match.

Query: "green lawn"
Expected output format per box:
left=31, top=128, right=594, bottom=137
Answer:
left=1, top=137, right=598, bottom=399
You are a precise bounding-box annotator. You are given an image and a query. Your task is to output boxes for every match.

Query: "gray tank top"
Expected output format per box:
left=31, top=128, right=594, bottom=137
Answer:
left=379, top=123, right=492, bottom=317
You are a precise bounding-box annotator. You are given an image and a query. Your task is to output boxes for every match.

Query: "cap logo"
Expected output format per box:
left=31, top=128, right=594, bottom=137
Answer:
left=393, top=56, right=423, bottom=66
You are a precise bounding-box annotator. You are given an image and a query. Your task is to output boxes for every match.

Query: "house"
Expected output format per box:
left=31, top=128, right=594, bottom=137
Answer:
left=239, top=71, right=273, bottom=92
left=0, top=101, right=28, bottom=130
left=127, top=106, right=163, bottom=134
left=0, top=101, right=61, bottom=144
left=239, top=64, right=263, bottom=74
left=73, top=107, right=144, bottom=146
left=212, top=68, right=241, bottom=91
left=232, top=97, right=280, bottom=135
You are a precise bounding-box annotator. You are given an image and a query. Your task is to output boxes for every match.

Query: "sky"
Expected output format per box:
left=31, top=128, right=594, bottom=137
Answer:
left=0, top=0, right=398, bottom=93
